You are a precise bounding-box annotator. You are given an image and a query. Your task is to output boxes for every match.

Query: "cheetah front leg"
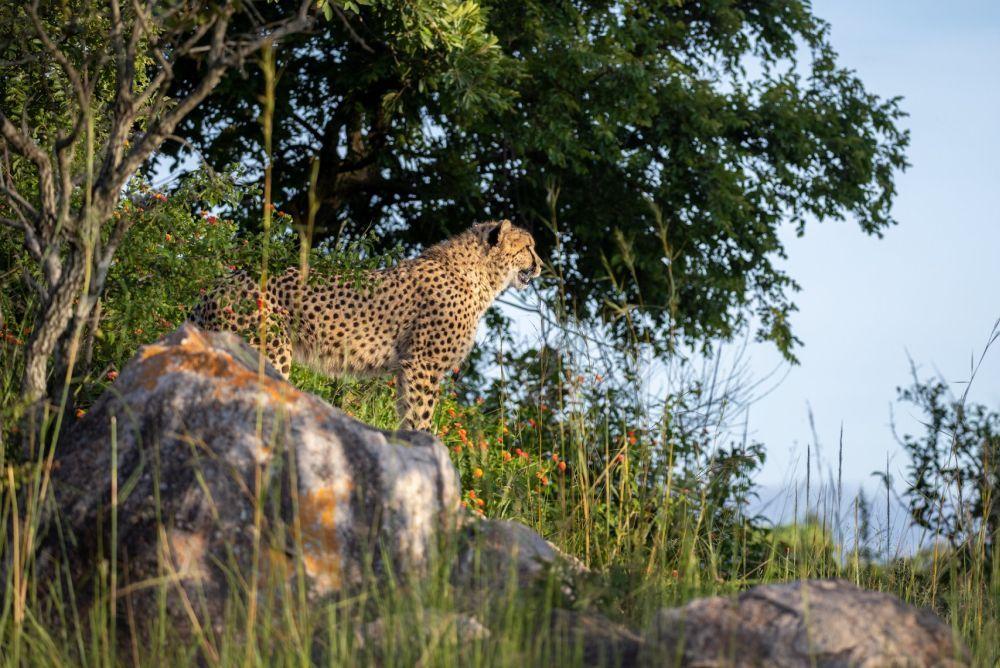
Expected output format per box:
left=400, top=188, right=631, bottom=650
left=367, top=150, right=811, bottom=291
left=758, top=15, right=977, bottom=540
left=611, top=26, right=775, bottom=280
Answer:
left=395, top=359, right=446, bottom=431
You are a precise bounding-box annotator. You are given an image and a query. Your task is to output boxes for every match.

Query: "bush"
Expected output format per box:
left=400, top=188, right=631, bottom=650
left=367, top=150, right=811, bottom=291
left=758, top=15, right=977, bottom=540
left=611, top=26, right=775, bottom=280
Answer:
left=897, top=374, right=999, bottom=553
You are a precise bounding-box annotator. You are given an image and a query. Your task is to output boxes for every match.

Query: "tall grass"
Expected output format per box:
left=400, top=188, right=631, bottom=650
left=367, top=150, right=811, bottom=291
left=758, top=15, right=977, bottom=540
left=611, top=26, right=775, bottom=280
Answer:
left=0, top=325, right=996, bottom=665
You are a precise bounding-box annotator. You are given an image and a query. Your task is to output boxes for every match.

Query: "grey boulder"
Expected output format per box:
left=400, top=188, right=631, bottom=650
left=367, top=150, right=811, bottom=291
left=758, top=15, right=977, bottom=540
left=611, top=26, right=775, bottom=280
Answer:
left=645, top=579, right=969, bottom=667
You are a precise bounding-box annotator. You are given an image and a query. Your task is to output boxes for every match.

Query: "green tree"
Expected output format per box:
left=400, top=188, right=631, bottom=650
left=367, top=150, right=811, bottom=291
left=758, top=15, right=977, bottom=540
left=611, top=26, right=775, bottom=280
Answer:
left=165, top=0, right=909, bottom=361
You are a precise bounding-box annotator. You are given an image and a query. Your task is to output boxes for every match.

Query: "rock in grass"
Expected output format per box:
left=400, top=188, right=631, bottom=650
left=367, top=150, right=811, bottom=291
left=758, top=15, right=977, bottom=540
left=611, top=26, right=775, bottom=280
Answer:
left=455, top=518, right=587, bottom=596
left=354, top=610, right=491, bottom=650
left=644, top=579, right=969, bottom=667
left=43, top=323, right=461, bottom=642
left=550, top=609, right=645, bottom=666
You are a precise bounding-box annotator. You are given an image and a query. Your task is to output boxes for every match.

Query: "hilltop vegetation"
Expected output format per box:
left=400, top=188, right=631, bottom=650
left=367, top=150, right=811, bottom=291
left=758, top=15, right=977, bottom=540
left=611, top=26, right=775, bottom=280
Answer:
left=0, top=0, right=995, bottom=665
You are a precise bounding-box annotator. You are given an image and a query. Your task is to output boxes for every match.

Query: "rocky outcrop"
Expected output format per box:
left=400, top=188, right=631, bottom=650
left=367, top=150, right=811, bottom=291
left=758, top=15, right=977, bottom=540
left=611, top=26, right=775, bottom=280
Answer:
left=645, top=579, right=969, bottom=667
left=41, top=325, right=970, bottom=666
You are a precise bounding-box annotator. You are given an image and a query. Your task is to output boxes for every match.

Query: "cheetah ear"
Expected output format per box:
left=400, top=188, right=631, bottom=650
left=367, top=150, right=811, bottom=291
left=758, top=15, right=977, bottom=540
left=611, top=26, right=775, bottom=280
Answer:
left=487, top=219, right=512, bottom=247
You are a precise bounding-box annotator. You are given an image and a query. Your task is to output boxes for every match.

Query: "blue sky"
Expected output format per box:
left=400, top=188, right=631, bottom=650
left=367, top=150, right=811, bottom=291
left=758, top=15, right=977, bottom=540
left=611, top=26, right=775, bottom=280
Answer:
left=744, top=0, right=1000, bottom=494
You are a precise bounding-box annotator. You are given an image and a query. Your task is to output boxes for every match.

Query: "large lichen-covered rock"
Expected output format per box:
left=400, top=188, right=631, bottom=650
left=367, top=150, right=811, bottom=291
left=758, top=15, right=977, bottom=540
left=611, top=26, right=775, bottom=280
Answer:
left=43, top=324, right=460, bottom=640
left=644, top=579, right=969, bottom=667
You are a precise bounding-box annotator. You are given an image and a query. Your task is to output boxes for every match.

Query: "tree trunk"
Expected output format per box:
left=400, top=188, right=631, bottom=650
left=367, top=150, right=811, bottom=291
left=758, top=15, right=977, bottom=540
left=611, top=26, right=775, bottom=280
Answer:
left=21, top=254, right=87, bottom=409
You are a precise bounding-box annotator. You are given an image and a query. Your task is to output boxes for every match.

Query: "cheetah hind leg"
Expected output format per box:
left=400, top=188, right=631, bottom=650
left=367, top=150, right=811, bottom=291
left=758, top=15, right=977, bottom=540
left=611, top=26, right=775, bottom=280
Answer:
left=254, top=313, right=293, bottom=379
left=219, top=312, right=293, bottom=379
left=193, top=285, right=293, bottom=380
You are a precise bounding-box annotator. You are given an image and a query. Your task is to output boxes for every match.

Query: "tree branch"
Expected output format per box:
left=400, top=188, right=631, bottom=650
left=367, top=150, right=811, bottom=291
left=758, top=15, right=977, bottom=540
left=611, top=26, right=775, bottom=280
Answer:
left=101, top=0, right=314, bottom=201
left=27, top=2, right=90, bottom=122
left=290, top=110, right=325, bottom=143
left=0, top=168, right=40, bottom=223
left=334, top=5, right=375, bottom=54
left=0, top=114, right=56, bottom=231
left=21, top=265, right=46, bottom=301
left=100, top=0, right=146, bottom=192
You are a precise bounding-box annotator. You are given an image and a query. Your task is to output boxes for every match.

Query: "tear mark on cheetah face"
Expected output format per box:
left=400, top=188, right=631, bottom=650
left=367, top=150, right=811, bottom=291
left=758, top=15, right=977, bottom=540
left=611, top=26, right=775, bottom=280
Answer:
left=189, top=220, right=542, bottom=432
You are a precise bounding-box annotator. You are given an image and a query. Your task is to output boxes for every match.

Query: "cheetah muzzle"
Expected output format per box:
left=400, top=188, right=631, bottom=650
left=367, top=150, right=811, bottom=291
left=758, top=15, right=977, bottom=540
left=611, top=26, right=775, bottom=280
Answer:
left=189, top=219, right=542, bottom=432
left=516, top=267, right=536, bottom=288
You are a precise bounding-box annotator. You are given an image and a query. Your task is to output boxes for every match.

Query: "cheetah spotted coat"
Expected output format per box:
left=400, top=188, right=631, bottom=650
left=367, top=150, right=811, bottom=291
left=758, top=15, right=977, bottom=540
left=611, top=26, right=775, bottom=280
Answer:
left=189, top=220, right=541, bottom=431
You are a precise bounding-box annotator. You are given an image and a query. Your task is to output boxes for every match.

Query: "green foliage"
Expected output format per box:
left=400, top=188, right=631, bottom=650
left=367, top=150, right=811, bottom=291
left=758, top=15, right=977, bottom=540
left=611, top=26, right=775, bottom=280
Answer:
left=93, top=169, right=253, bottom=374
left=0, top=0, right=138, bottom=154
left=464, top=345, right=771, bottom=576
left=0, top=165, right=253, bottom=420
left=165, top=0, right=909, bottom=361
left=897, top=373, right=1000, bottom=551
left=0, top=0, right=317, bottom=411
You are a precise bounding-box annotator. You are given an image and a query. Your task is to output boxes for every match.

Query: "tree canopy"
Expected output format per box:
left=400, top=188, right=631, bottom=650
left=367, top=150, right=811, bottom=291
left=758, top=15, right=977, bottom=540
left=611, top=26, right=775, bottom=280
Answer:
left=164, top=0, right=908, bottom=361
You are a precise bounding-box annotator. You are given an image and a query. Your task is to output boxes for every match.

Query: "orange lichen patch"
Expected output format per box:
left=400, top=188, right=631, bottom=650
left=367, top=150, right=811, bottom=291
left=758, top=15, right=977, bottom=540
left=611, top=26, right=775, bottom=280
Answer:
left=298, top=486, right=346, bottom=592
left=139, top=343, right=170, bottom=361
left=134, top=329, right=303, bottom=406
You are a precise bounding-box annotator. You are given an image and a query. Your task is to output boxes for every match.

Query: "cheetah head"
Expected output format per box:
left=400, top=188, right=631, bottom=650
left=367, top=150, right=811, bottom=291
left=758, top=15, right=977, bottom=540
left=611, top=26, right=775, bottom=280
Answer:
left=476, top=219, right=542, bottom=290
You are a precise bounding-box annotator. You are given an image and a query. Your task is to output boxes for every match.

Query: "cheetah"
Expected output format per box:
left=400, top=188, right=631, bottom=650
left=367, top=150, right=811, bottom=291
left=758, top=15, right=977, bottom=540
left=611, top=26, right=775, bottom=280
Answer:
left=189, top=220, right=542, bottom=431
